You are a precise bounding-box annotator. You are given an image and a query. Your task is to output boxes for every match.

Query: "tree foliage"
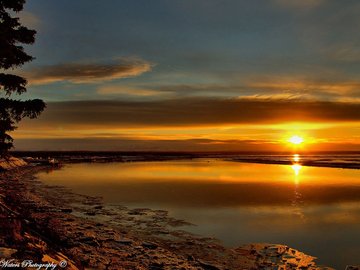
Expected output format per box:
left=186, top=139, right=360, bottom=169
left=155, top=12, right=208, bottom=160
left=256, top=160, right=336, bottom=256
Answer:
left=0, top=0, right=45, bottom=156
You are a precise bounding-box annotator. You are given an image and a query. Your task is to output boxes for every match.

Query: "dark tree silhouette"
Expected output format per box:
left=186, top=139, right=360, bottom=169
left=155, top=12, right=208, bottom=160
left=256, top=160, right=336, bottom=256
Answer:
left=0, top=0, right=45, bottom=157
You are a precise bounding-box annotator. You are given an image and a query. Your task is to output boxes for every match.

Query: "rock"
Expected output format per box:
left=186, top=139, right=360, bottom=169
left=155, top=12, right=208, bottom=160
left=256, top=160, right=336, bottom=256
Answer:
left=80, top=256, right=91, bottom=265
left=0, top=247, right=17, bottom=258
left=187, top=255, right=195, bottom=261
left=117, top=238, right=133, bottom=245
left=128, top=208, right=149, bottom=215
left=197, top=259, right=222, bottom=270
left=142, top=242, right=158, bottom=250
left=0, top=157, right=27, bottom=170
left=149, top=262, right=165, bottom=270
left=79, top=236, right=100, bottom=247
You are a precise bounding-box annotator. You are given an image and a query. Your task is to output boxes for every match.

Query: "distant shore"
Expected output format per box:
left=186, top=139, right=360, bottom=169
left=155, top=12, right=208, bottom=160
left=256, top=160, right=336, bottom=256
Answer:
left=11, top=150, right=360, bottom=170
left=229, top=157, right=360, bottom=169
left=0, top=162, right=337, bottom=269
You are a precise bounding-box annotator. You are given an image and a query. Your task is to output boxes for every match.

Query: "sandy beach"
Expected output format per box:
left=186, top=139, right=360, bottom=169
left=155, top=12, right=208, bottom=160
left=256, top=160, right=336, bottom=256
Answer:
left=0, top=162, right=338, bottom=270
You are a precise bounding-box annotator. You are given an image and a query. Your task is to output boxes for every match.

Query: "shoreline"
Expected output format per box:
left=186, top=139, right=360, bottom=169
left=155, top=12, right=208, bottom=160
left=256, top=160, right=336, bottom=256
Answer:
left=0, top=165, right=335, bottom=269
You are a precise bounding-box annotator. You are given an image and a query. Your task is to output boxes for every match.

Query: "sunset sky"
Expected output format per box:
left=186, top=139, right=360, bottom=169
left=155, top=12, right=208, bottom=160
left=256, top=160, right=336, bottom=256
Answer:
left=12, top=0, right=360, bottom=151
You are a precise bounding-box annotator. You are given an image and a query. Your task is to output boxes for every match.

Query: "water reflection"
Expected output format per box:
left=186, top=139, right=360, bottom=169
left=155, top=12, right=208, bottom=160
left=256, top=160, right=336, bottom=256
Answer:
left=37, top=160, right=360, bottom=207
left=291, top=164, right=302, bottom=177
left=36, top=160, right=360, bottom=269
left=290, top=154, right=305, bottom=220
left=291, top=154, right=302, bottom=183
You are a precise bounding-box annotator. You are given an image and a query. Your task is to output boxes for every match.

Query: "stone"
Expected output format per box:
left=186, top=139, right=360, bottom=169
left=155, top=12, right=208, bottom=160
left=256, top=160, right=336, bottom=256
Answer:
left=0, top=247, right=17, bottom=258
left=142, top=242, right=158, bottom=250
left=118, top=238, right=133, bottom=245
left=197, top=259, right=222, bottom=270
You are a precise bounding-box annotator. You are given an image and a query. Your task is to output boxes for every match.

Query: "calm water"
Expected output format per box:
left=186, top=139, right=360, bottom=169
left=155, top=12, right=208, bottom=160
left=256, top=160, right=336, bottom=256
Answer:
left=36, top=159, right=360, bottom=269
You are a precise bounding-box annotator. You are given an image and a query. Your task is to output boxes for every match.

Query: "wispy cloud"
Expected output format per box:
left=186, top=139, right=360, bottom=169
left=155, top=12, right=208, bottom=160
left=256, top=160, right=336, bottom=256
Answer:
left=273, top=0, right=325, bottom=9
left=25, top=58, right=153, bottom=85
left=239, top=93, right=307, bottom=100
left=243, top=78, right=360, bottom=96
left=324, top=43, right=360, bottom=63
left=151, top=78, right=360, bottom=100
left=97, top=85, right=170, bottom=98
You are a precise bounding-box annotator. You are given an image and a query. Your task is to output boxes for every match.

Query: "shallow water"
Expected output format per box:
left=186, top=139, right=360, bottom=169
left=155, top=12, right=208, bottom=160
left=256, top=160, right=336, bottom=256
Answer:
left=36, top=159, right=360, bottom=269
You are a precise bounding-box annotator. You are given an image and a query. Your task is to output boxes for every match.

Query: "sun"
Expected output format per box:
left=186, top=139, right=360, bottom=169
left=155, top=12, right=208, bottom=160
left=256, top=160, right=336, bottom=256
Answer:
left=288, top=135, right=304, bottom=145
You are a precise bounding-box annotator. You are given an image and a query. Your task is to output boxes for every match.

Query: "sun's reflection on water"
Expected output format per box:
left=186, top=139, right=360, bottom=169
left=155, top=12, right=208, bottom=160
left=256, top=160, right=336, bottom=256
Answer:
left=290, top=154, right=305, bottom=220
left=291, top=154, right=302, bottom=180
left=291, top=164, right=302, bottom=177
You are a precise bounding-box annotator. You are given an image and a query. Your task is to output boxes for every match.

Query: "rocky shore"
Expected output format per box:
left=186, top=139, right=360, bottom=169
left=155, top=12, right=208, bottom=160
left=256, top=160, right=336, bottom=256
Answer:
left=0, top=157, right=27, bottom=171
left=0, top=165, right=336, bottom=269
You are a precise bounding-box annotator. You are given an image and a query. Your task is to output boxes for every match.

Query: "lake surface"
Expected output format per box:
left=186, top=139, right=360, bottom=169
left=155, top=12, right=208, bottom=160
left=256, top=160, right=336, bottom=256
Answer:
left=36, top=159, right=360, bottom=269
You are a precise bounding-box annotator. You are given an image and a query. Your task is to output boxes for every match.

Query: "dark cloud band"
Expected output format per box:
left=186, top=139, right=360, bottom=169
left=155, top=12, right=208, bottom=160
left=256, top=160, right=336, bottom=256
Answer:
left=26, top=98, right=360, bottom=128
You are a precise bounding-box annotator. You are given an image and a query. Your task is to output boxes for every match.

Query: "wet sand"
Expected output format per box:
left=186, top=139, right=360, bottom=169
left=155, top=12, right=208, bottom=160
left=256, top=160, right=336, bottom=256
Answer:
left=0, top=165, right=339, bottom=269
